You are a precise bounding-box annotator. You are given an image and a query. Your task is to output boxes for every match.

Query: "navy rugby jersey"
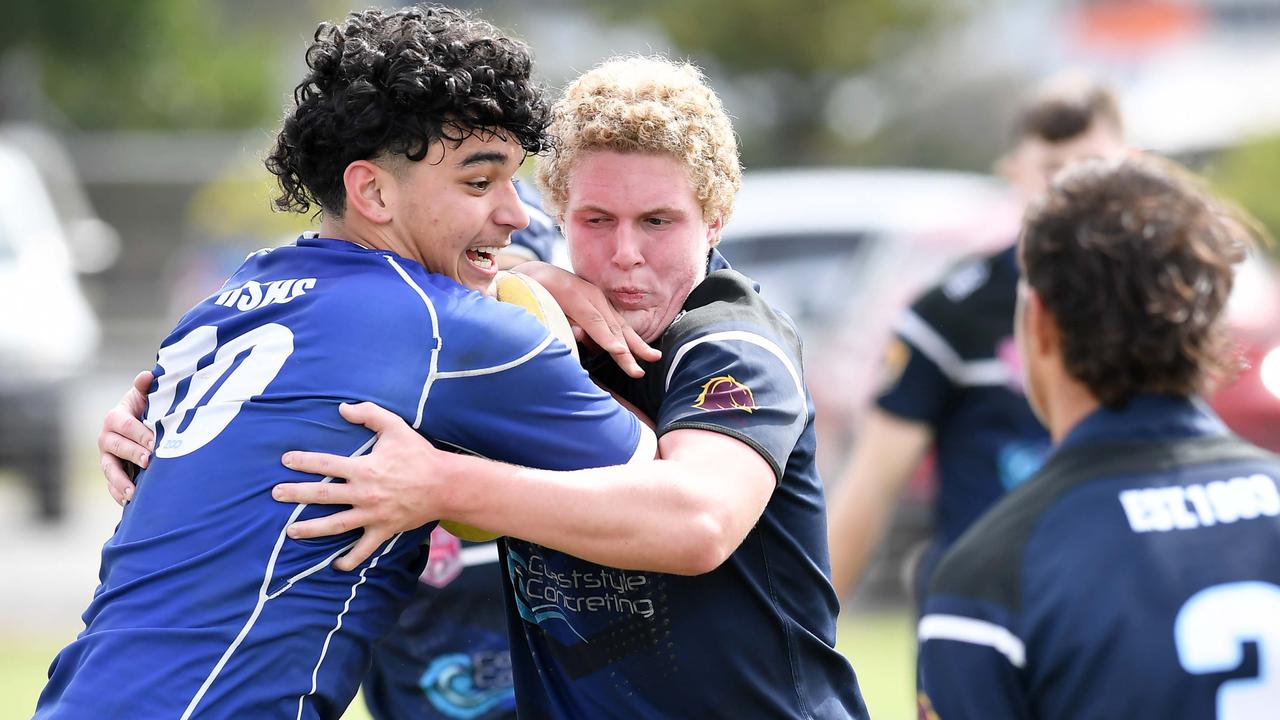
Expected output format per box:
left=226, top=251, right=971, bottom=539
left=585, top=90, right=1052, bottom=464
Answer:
left=876, top=245, right=1050, bottom=589
left=36, top=236, right=647, bottom=719
left=918, top=394, right=1280, bottom=720
left=502, top=250, right=868, bottom=719
left=364, top=529, right=514, bottom=720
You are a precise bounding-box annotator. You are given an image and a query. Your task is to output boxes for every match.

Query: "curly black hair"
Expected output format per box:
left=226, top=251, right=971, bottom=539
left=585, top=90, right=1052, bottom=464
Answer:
left=1020, top=155, right=1259, bottom=407
left=265, top=4, right=551, bottom=216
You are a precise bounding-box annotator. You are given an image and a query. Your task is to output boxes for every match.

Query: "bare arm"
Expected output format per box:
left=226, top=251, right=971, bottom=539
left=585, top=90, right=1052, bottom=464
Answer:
left=274, top=402, right=774, bottom=574
left=826, top=409, right=932, bottom=600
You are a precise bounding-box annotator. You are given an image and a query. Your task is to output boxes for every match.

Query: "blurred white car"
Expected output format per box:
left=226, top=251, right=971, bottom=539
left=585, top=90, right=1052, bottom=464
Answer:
left=720, top=168, right=1020, bottom=478
left=0, top=125, right=117, bottom=521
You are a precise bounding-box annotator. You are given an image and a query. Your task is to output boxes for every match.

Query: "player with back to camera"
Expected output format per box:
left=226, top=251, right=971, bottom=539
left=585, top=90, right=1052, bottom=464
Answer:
left=41, top=6, right=658, bottom=719
left=917, top=154, right=1280, bottom=719
left=826, top=74, right=1129, bottom=605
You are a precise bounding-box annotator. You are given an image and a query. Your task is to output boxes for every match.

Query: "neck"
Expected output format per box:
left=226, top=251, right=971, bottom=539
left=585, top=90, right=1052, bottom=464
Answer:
left=319, top=215, right=420, bottom=265
left=1044, top=375, right=1101, bottom=444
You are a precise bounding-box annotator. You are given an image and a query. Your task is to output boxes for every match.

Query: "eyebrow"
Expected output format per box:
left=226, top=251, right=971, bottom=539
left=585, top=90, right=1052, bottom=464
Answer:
left=456, top=150, right=512, bottom=168
left=574, top=204, right=687, bottom=216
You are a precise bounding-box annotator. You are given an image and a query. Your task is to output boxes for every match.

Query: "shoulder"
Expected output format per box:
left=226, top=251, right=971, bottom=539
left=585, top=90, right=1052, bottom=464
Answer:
left=931, top=433, right=1277, bottom=610
left=911, top=249, right=1016, bottom=327
left=433, top=284, right=572, bottom=374
left=663, top=269, right=801, bottom=360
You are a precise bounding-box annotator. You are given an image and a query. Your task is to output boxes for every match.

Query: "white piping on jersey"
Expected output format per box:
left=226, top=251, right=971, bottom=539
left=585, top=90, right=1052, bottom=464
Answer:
left=180, top=435, right=378, bottom=720
left=663, top=330, right=805, bottom=401
left=264, top=543, right=357, bottom=601
left=384, top=256, right=443, bottom=430
left=918, top=613, right=1026, bottom=669
left=631, top=423, right=657, bottom=462
left=895, top=310, right=1014, bottom=388
left=461, top=542, right=501, bottom=567
left=434, top=334, right=555, bottom=379
left=296, top=533, right=404, bottom=720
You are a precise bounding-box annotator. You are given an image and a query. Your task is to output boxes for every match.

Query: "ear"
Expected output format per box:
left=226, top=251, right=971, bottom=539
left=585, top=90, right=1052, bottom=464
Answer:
left=1025, top=288, right=1060, bottom=358
left=343, top=160, right=395, bottom=225
left=705, top=214, right=724, bottom=248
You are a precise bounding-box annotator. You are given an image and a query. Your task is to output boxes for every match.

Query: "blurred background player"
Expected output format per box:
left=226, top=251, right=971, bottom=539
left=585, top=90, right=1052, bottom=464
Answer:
left=826, top=74, right=1128, bottom=605
left=917, top=154, right=1280, bottom=720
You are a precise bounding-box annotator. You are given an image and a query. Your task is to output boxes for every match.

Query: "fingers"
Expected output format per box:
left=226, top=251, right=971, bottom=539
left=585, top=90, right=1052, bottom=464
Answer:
left=272, top=480, right=355, bottom=506
left=281, top=450, right=360, bottom=480
left=102, top=453, right=138, bottom=506
left=622, top=323, right=661, bottom=363
left=99, top=420, right=151, bottom=469
left=336, top=402, right=405, bottom=434
left=333, top=530, right=393, bottom=572
left=283, top=507, right=364, bottom=541
left=123, top=370, right=155, bottom=420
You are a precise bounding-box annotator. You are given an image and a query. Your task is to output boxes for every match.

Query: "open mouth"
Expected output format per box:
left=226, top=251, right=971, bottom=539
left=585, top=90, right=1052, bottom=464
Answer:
left=465, top=246, right=502, bottom=271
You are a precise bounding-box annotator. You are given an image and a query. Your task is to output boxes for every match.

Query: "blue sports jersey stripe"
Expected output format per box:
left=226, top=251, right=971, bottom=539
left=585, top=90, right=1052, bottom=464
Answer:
left=384, top=255, right=442, bottom=431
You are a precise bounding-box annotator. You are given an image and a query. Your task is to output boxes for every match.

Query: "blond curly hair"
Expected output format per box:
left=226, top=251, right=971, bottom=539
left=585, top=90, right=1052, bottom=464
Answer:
left=536, top=55, right=742, bottom=236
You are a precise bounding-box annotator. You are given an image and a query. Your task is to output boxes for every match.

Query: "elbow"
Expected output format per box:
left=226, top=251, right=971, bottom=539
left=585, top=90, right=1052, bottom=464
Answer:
left=667, top=509, right=740, bottom=576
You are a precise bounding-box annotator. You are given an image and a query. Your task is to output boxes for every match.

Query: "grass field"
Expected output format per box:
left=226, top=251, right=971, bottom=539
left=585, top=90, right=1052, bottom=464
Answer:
left=2, top=610, right=915, bottom=719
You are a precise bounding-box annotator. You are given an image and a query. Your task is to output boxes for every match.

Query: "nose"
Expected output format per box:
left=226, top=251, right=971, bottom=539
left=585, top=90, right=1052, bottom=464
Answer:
left=611, top=223, right=644, bottom=269
left=494, top=181, right=530, bottom=232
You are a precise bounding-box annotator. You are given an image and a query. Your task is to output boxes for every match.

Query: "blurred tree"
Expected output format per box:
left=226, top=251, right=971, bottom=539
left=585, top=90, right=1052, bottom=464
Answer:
left=1, top=0, right=318, bottom=129
left=576, top=0, right=957, bottom=166
left=1210, top=133, right=1280, bottom=253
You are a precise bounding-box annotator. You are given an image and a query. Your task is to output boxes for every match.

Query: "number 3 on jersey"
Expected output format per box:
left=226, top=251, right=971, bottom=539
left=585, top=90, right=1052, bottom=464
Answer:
left=144, top=323, right=295, bottom=458
left=1175, top=581, right=1280, bottom=719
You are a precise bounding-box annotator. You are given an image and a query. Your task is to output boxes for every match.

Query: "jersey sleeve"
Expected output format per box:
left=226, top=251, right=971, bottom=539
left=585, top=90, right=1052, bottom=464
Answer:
left=875, top=297, right=956, bottom=425
left=426, top=295, right=651, bottom=471
left=656, top=323, right=807, bottom=483
left=917, top=595, right=1032, bottom=720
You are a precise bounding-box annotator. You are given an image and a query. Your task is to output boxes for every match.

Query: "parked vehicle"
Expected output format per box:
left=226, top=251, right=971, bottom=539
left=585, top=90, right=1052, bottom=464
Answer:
left=0, top=124, right=117, bottom=521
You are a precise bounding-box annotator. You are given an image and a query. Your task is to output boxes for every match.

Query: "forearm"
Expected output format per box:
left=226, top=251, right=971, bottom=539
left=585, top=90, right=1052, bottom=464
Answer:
left=827, top=472, right=900, bottom=595
left=440, top=454, right=737, bottom=575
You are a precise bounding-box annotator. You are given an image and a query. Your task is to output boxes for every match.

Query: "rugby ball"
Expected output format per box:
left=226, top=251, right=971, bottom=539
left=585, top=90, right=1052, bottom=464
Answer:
left=439, top=271, right=577, bottom=542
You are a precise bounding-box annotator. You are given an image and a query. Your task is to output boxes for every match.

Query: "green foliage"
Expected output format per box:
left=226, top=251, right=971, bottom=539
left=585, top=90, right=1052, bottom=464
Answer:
left=3, top=0, right=288, bottom=129
left=1210, top=133, right=1280, bottom=252
left=591, top=0, right=943, bottom=76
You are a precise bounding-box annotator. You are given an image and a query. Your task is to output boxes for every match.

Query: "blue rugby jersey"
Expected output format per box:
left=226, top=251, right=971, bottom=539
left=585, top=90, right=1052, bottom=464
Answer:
left=35, top=236, right=646, bottom=720
left=918, top=394, right=1280, bottom=719
left=875, top=245, right=1050, bottom=594
left=360, top=184, right=558, bottom=720
left=502, top=251, right=868, bottom=719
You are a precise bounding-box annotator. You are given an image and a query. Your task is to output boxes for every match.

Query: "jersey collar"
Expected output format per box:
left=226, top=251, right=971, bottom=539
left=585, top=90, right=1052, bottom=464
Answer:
left=1058, top=393, right=1228, bottom=453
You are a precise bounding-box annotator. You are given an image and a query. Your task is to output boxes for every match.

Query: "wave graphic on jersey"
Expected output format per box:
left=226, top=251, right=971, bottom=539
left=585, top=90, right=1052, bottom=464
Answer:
left=505, top=547, right=588, bottom=642
left=420, top=652, right=515, bottom=720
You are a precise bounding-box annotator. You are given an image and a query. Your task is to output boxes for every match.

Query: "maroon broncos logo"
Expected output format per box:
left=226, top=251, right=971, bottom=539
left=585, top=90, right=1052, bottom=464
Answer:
left=693, top=375, right=756, bottom=413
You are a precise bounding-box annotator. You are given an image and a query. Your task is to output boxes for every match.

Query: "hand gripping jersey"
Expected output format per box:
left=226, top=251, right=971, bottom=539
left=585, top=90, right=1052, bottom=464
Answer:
left=35, top=236, right=647, bottom=720
left=502, top=251, right=868, bottom=719
left=875, top=245, right=1050, bottom=595
left=918, top=395, right=1280, bottom=720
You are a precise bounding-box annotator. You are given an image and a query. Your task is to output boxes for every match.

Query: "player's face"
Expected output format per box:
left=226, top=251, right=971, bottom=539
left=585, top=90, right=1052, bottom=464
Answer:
left=561, top=151, right=719, bottom=342
left=391, top=133, right=529, bottom=293
left=1012, top=124, right=1126, bottom=203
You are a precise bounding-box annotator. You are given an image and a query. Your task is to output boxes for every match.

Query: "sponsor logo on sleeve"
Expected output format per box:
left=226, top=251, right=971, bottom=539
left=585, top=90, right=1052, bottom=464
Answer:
left=692, top=375, right=756, bottom=413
